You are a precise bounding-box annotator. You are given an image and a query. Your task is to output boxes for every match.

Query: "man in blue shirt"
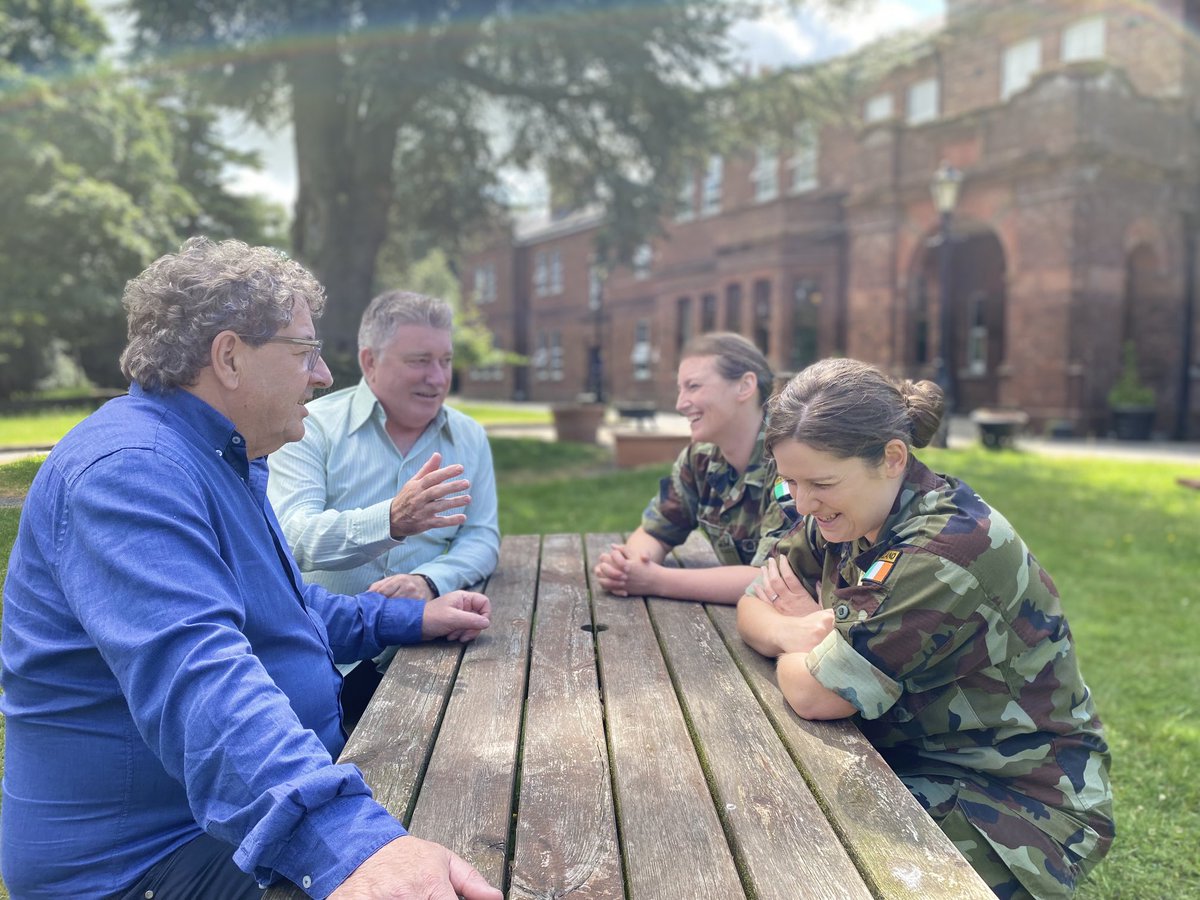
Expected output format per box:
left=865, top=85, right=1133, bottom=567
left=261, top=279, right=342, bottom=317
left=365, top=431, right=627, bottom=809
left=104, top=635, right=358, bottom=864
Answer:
left=268, top=290, right=500, bottom=720
left=0, top=237, right=501, bottom=900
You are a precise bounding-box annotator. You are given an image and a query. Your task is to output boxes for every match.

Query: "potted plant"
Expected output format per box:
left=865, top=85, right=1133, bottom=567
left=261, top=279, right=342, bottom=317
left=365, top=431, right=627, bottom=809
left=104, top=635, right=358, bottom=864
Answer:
left=551, top=393, right=607, bottom=443
left=1107, top=342, right=1156, bottom=441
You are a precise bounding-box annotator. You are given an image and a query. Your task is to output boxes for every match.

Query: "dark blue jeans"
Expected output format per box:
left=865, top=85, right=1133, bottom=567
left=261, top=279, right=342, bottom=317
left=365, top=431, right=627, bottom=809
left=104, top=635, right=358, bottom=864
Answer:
left=115, top=833, right=264, bottom=900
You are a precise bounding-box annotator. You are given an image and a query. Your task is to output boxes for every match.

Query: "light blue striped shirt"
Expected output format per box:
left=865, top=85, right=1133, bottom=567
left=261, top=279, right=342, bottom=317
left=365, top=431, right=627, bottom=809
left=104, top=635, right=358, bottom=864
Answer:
left=267, top=379, right=500, bottom=605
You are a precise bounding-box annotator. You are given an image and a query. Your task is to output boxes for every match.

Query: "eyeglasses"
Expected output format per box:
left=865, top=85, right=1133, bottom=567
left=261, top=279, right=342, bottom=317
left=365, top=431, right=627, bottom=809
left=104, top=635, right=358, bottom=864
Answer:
left=250, top=336, right=324, bottom=372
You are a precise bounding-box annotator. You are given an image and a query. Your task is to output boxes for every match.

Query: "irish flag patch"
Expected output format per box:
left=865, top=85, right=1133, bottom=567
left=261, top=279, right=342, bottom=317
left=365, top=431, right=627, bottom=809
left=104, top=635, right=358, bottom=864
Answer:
left=862, top=550, right=901, bottom=584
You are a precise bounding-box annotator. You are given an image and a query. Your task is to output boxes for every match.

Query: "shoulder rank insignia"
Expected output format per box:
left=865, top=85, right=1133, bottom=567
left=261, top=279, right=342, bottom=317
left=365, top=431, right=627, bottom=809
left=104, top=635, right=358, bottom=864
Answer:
left=861, top=549, right=901, bottom=585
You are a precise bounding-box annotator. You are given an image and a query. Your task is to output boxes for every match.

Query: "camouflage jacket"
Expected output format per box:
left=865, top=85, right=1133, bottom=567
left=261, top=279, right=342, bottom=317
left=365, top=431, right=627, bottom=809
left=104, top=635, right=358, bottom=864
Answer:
left=641, top=419, right=795, bottom=566
left=778, top=457, right=1113, bottom=895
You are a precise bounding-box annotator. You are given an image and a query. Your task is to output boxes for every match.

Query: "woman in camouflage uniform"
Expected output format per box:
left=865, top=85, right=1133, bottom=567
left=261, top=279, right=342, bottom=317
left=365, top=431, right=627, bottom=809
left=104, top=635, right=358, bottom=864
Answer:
left=593, top=332, right=796, bottom=604
left=737, top=358, right=1113, bottom=899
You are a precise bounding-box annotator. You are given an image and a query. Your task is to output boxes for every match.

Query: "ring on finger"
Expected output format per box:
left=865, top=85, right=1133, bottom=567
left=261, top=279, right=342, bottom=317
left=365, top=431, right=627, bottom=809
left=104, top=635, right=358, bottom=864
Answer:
left=770, top=593, right=780, bottom=602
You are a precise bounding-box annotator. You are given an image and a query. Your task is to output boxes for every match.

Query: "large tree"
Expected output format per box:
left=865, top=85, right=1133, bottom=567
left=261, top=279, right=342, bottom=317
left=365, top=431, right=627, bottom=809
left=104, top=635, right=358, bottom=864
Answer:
left=122, top=0, right=839, bottom=353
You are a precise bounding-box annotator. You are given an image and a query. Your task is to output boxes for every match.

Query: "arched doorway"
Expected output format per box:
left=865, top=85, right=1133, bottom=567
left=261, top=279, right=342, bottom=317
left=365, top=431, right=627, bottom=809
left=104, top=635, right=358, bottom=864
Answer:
left=907, top=227, right=1008, bottom=412
left=1120, top=243, right=1171, bottom=417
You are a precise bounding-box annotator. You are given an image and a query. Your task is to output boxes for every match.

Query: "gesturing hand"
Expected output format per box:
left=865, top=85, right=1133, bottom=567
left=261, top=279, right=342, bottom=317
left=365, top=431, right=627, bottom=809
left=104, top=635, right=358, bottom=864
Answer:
left=389, top=452, right=471, bottom=539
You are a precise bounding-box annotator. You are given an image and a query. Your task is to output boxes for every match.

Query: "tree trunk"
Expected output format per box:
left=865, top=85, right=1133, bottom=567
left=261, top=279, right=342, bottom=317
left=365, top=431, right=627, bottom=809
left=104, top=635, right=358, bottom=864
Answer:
left=288, top=53, right=400, bottom=357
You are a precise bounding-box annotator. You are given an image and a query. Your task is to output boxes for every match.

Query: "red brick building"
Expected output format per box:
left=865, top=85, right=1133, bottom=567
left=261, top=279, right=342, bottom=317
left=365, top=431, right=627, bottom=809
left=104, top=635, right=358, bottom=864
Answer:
left=460, top=0, right=1200, bottom=438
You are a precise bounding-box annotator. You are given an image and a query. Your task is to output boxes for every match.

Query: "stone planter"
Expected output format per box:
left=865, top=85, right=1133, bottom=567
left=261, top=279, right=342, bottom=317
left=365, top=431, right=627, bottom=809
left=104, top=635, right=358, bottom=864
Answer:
left=969, top=408, right=1028, bottom=450
left=551, top=403, right=607, bottom=444
left=1110, top=406, right=1155, bottom=441
left=613, top=432, right=690, bottom=468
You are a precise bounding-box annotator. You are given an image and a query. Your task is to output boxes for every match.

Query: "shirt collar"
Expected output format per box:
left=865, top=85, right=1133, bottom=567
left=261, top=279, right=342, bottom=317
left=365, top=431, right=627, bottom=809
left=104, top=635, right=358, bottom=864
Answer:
left=347, top=377, right=453, bottom=444
left=850, top=455, right=943, bottom=563
left=131, top=382, right=251, bottom=480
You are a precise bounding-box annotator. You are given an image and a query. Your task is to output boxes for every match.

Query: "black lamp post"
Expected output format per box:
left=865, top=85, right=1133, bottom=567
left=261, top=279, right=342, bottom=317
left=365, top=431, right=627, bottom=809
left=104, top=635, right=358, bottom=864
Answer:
left=931, top=161, right=963, bottom=421
left=587, top=264, right=606, bottom=403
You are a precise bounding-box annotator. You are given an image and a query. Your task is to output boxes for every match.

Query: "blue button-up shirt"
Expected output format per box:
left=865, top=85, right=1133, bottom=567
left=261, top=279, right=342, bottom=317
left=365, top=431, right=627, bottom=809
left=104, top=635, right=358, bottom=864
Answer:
left=0, top=385, right=419, bottom=897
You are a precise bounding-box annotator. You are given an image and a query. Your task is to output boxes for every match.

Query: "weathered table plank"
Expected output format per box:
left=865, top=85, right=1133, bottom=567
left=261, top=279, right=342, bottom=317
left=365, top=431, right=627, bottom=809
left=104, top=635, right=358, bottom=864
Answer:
left=585, top=533, right=746, bottom=900
left=673, top=532, right=993, bottom=898
left=266, top=529, right=992, bottom=900
left=650, top=596, right=873, bottom=900
left=509, top=533, right=624, bottom=899
left=405, top=533, right=539, bottom=889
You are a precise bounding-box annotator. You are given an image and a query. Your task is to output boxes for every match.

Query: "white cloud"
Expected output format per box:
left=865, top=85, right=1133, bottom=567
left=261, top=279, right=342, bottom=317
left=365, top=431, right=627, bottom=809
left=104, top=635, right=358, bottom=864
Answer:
left=816, top=0, right=944, bottom=53
left=730, top=10, right=820, bottom=70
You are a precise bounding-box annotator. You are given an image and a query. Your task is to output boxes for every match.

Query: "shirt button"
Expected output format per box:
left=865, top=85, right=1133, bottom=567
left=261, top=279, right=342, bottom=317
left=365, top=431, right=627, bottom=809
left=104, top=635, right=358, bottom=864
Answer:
left=144, top=892, right=154, bottom=899
left=232, top=435, right=242, bottom=445
left=302, top=875, right=313, bottom=889
left=835, top=603, right=850, bottom=620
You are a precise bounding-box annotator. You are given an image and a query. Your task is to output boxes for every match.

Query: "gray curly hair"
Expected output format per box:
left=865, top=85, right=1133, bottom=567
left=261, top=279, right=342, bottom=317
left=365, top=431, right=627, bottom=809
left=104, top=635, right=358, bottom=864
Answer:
left=119, top=237, right=326, bottom=392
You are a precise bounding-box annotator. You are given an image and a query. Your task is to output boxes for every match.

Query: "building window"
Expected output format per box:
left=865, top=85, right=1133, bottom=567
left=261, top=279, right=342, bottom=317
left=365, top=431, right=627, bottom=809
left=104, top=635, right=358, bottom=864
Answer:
left=966, top=291, right=988, bottom=376
left=753, top=148, right=779, bottom=203
left=631, top=320, right=654, bottom=381
left=533, top=249, right=561, bottom=296
left=675, top=166, right=696, bottom=222
left=533, top=251, right=548, bottom=297
left=1062, top=16, right=1105, bottom=62
left=1002, top=37, right=1041, bottom=100
left=533, top=331, right=563, bottom=381
left=473, top=263, right=497, bottom=304
left=752, top=280, right=772, bottom=354
left=788, top=122, right=818, bottom=194
left=907, top=78, right=940, bottom=125
left=700, top=293, right=717, bottom=332
left=702, top=155, right=723, bottom=216
left=632, top=243, right=653, bottom=280
left=864, top=92, right=894, bottom=123
left=790, top=279, right=821, bottom=371
left=725, top=283, right=742, bottom=333
left=588, top=263, right=604, bottom=311
left=677, top=296, right=694, bottom=357
left=469, top=336, right=505, bottom=382
left=549, top=248, right=563, bottom=294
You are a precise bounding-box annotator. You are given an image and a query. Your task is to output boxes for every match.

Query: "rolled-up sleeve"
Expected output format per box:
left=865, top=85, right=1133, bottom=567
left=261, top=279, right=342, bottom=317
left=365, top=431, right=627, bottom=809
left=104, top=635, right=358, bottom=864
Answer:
left=806, top=630, right=903, bottom=719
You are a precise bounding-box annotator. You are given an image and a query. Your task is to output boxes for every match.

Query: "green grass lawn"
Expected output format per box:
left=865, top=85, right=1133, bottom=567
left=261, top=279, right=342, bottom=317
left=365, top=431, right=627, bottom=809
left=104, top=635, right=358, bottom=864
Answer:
left=1, top=442, right=1197, bottom=897
left=0, top=407, right=96, bottom=447
left=0, top=398, right=552, bottom=451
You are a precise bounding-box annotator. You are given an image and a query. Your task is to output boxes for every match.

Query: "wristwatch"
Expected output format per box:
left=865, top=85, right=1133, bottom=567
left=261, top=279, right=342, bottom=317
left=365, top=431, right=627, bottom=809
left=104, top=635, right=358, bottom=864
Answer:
left=418, top=574, right=439, bottom=598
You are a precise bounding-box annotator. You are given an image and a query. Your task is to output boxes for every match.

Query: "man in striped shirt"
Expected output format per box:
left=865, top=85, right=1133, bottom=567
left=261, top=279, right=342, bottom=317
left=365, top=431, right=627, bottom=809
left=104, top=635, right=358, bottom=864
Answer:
left=269, top=290, right=500, bottom=719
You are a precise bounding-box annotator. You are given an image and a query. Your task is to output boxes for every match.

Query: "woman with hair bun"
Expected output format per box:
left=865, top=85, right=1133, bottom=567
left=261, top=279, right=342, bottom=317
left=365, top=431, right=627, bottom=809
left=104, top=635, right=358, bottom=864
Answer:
left=737, top=357, right=1113, bottom=899
left=593, top=332, right=796, bottom=604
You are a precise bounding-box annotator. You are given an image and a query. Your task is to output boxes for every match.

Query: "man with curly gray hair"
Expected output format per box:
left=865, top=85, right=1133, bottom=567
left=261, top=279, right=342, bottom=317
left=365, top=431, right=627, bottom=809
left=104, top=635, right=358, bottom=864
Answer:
left=0, top=237, right=500, bottom=900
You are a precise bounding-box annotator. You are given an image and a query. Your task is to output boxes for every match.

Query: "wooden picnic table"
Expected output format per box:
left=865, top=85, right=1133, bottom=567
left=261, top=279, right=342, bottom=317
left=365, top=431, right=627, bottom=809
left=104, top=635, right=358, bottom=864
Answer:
left=266, top=532, right=993, bottom=899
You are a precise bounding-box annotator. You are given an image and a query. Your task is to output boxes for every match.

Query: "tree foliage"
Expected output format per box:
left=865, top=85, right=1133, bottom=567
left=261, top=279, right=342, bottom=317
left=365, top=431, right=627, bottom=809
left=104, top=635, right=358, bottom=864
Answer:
left=0, top=0, right=292, bottom=399
left=122, top=0, right=848, bottom=353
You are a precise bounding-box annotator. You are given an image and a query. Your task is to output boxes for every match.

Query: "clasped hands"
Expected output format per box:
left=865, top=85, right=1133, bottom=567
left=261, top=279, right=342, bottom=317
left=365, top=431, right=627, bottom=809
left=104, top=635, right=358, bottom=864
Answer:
left=593, top=543, right=660, bottom=597
left=749, top=555, right=835, bottom=654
